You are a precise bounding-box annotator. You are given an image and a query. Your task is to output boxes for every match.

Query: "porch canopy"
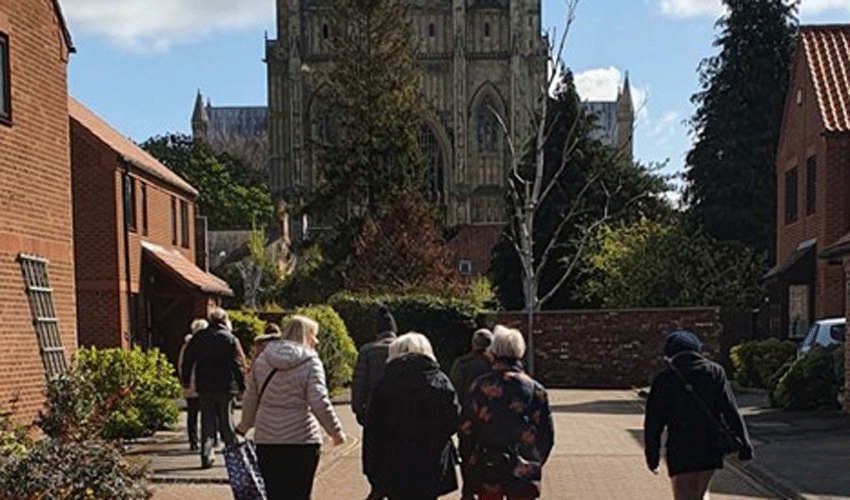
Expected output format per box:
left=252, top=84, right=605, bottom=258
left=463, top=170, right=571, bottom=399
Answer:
left=141, top=241, right=233, bottom=296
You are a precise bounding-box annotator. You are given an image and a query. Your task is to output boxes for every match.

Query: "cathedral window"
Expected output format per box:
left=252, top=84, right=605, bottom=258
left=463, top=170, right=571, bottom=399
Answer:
left=429, top=23, right=435, bottom=38
left=420, top=125, right=444, bottom=202
left=484, top=22, right=490, bottom=38
left=322, top=24, right=329, bottom=39
left=477, top=96, right=498, bottom=153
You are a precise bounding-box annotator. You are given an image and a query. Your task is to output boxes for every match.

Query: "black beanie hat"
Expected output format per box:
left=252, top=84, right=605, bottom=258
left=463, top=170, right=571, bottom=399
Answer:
left=377, top=306, right=397, bottom=334
left=663, top=330, right=702, bottom=357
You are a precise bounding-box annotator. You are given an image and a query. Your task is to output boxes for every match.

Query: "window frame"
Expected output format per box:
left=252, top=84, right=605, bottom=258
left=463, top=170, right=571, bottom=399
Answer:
left=179, top=199, right=190, bottom=248
left=806, top=155, right=816, bottom=216
left=0, top=32, right=11, bottom=126
left=170, top=196, right=177, bottom=245
left=785, top=167, right=798, bottom=224
left=140, top=183, right=148, bottom=236
left=122, top=174, right=137, bottom=232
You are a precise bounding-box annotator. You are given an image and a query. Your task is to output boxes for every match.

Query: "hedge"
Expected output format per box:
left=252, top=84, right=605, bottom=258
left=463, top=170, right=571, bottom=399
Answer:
left=228, top=310, right=267, bottom=360
left=289, top=305, right=357, bottom=395
left=770, top=344, right=844, bottom=410
left=728, top=339, right=797, bottom=390
left=328, top=291, right=484, bottom=370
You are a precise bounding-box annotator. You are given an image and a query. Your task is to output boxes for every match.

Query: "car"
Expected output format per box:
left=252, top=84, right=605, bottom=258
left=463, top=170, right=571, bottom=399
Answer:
left=799, top=317, right=845, bottom=354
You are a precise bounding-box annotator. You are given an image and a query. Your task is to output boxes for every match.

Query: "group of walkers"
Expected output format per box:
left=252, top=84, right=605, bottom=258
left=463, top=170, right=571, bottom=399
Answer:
left=179, top=306, right=754, bottom=500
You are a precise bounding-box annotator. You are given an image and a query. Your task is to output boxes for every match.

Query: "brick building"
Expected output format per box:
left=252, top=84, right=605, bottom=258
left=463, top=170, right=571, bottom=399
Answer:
left=770, top=25, right=850, bottom=410
left=70, top=97, right=232, bottom=368
left=0, top=0, right=76, bottom=424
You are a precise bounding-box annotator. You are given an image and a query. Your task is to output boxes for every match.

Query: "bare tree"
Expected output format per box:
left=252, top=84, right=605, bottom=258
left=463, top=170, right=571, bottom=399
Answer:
left=494, top=0, right=654, bottom=373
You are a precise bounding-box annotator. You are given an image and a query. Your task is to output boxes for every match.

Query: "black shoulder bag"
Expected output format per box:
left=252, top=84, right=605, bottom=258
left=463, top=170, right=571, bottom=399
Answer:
left=667, top=361, right=742, bottom=456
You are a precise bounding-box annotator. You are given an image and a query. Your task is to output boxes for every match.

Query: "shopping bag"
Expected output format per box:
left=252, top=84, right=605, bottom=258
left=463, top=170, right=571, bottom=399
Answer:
left=223, top=440, right=268, bottom=500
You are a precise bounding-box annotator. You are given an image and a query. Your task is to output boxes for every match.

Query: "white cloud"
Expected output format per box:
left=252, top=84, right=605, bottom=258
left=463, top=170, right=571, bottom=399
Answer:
left=800, top=0, right=850, bottom=16
left=62, top=0, right=273, bottom=51
left=574, top=67, right=648, bottom=118
left=658, top=0, right=724, bottom=19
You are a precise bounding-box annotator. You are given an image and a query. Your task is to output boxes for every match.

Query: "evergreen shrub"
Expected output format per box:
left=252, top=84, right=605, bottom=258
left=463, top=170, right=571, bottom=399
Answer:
left=289, top=305, right=357, bottom=395
left=770, top=344, right=844, bottom=410
left=728, top=339, right=797, bottom=390
left=0, top=439, right=150, bottom=500
left=40, top=347, right=180, bottom=440
left=329, top=292, right=483, bottom=370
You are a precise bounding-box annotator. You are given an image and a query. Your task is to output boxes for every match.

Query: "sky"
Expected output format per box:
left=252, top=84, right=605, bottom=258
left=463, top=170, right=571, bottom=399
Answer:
left=63, top=0, right=850, bottom=186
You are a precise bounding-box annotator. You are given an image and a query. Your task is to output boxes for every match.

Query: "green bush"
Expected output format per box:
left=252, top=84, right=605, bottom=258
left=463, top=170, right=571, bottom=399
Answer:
left=770, top=344, right=844, bottom=410
left=329, top=291, right=483, bottom=370
left=229, top=310, right=267, bottom=360
left=729, top=339, right=797, bottom=390
left=289, top=306, right=357, bottom=395
left=0, top=411, right=32, bottom=460
left=40, top=347, right=181, bottom=441
left=0, top=439, right=150, bottom=499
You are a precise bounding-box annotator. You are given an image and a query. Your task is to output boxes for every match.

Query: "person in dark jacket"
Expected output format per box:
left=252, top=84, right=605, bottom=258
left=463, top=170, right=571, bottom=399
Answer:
left=460, top=325, right=554, bottom=500
left=449, top=328, right=493, bottom=500
left=644, top=330, right=754, bottom=500
left=364, top=332, right=460, bottom=500
left=353, top=306, right=397, bottom=500
left=181, top=307, right=246, bottom=469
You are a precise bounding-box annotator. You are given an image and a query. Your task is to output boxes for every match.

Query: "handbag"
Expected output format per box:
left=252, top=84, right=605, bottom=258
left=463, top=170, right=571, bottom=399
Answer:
left=436, top=440, right=459, bottom=495
left=469, top=444, right=518, bottom=484
left=667, top=361, right=742, bottom=456
left=223, top=367, right=279, bottom=500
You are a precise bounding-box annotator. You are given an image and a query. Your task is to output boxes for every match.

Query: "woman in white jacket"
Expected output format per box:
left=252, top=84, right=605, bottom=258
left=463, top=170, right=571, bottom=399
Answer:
left=236, top=315, right=346, bottom=500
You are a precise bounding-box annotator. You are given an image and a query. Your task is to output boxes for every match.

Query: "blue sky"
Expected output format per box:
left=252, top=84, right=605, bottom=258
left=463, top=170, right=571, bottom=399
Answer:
left=64, top=0, right=850, bottom=186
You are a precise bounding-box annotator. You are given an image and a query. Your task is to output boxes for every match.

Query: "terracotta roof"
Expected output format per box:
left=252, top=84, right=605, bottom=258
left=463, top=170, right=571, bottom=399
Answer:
left=69, top=96, right=198, bottom=197
left=801, top=25, right=850, bottom=132
left=142, top=242, right=233, bottom=296
left=447, top=223, right=505, bottom=277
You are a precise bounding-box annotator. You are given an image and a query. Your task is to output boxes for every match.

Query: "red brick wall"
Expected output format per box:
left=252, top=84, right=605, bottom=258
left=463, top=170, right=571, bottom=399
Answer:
left=0, top=0, right=75, bottom=424
left=71, top=117, right=196, bottom=349
left=492, top=308, right=722, bottom=388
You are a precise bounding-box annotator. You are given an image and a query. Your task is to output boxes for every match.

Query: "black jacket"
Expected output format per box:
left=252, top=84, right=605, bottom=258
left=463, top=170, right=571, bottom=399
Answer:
left=181, top=323, right=245, bottom=395
left=643, top=351, right=752, bottom=476
left=351, top=331, right=395, bottom=425
left=449, top=350, right=491, bottom=413
left=363, top=353, right=460, bottom=499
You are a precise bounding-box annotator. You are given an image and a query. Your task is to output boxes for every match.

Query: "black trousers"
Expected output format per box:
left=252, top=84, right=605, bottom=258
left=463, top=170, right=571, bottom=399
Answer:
left=199, top=392, right=235, bottom=464
left=256, top=443, right=321, bottom=500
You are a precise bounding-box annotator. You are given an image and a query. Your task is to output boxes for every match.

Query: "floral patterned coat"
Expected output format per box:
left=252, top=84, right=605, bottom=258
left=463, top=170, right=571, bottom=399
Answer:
left=459, top=359, right=554, bottom=498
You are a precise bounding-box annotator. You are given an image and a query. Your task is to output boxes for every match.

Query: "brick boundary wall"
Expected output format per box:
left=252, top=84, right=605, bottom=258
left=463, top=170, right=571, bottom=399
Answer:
left=491, top=308, right=722, bottom=389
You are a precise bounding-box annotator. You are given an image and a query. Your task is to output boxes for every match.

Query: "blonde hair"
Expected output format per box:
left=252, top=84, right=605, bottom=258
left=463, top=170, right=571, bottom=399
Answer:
left=489, top=325, right=526, bottom=359
left=387, top=332, right=435, bottom=362
left=281, top=315, right=319, bottom=347
left=209, top=307, right=229, bottom=326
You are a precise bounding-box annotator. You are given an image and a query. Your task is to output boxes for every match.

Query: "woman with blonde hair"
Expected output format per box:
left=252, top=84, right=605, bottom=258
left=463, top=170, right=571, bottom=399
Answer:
left=236, top=315, right=346, bottom=500
left=364, top=332, right=460, bottom=500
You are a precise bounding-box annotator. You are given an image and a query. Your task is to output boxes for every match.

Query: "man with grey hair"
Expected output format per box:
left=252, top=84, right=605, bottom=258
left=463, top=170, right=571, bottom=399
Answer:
left=450, top=328, right=493, bottom=500
left=181, top=307, right=245, bottom=469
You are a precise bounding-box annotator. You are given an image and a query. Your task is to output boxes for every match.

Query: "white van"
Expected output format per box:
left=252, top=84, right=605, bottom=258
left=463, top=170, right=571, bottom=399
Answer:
left=799, top=317, right=845, bottom=354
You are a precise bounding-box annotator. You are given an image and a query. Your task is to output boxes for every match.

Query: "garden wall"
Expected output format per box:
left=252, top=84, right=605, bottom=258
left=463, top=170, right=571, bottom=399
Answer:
left=491, top=308, right=722, bottom=388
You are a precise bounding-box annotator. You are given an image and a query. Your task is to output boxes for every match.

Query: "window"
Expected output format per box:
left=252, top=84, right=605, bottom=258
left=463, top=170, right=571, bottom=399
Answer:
left=122, top=174, right=136, bottom=232
left=0, top=32, right=10, bottom=125
left=459, top=260, right=472, bottom=275
left=477, top=96, right=497, bottom=153
left=323, top=24, right=329, bottom=39
left=140, top=183, right=148, bottom=236
left=179, top=200, right=190, bottom=248
left=18, top=254, right=67, bottom=379
left=420, top=125, right=444, bottom=202
left=785, top=167, right=798, bottom=224
left=429, top=23, right=435, bottom=37
left=170, top=196, right=177, bottom=245
left=484, top=22, right=490, bottom=37
left=806, top=156, right=816, bottom=215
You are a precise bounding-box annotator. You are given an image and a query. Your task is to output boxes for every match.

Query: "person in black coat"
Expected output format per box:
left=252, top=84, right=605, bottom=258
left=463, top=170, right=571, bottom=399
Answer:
left=644, top=330, right=754, bottom=500
left=364, top=332, right=460, bottom=500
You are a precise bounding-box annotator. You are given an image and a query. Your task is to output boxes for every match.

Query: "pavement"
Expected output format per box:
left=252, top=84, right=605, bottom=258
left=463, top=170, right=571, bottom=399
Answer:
left=126, top=389, right=850, bottom=499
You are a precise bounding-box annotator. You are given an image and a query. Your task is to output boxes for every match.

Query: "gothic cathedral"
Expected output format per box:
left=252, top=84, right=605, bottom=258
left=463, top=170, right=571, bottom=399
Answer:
left=265, top=0, right=547, bottom=226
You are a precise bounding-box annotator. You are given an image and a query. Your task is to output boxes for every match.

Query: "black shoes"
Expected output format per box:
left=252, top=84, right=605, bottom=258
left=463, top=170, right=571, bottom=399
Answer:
left=201, top=456, right=215, bottom=469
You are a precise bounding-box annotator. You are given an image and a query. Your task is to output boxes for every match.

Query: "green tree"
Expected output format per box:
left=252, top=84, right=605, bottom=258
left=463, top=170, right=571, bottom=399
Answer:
left=142, top=134, right=275, bottom=230
left=580, top=217, right=766, bottom=309
left=306, top=0, right=426, bottom=245
left=684, top=0, right=797, bottom=257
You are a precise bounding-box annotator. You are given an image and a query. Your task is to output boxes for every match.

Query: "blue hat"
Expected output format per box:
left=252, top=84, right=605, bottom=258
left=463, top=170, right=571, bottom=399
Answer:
left=663, top=330, right=702, bottom=357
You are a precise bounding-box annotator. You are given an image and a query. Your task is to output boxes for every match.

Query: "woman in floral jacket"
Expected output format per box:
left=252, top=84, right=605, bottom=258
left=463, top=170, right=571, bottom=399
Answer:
left=459, top=325, right=554, bottom=500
